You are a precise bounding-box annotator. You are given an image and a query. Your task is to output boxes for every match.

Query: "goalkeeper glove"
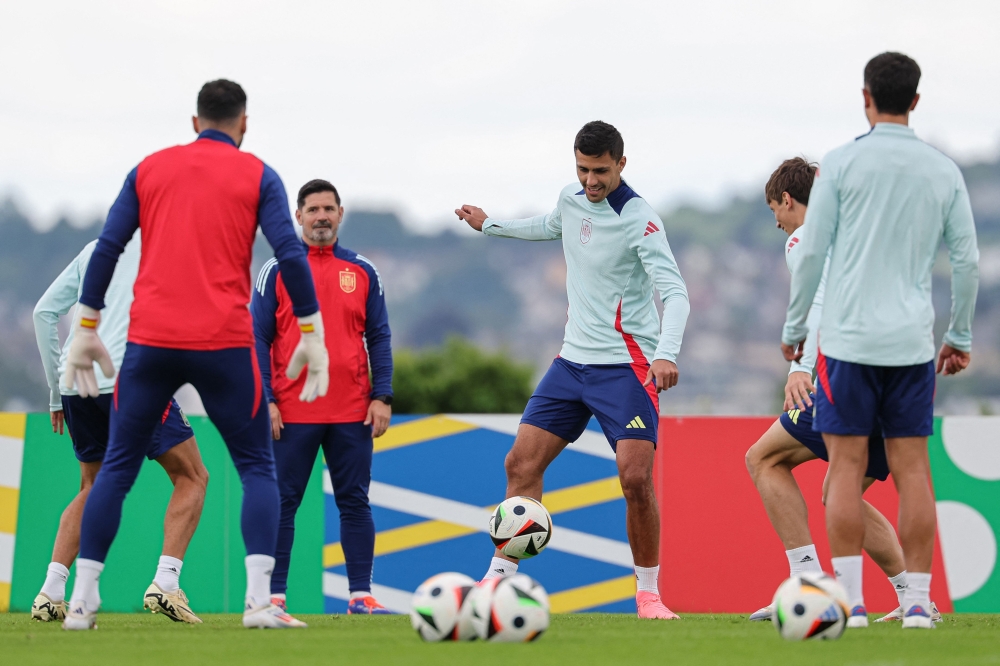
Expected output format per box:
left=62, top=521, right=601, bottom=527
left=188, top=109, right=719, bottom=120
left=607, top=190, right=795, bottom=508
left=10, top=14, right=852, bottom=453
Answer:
left=62, top=305, right=116, bottom=398
left=286, top=311, right=329, bottom=402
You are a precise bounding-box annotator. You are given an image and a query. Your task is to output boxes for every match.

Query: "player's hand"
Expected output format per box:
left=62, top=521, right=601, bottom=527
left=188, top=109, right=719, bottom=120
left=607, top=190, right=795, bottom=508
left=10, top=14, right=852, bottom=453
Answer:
left=365, top=399, right=392, bottom=438
left=936, top=344, right=971, bottom=376
left=51, top=410, right=65, bottom=435
left=644, top=359, right=679, bottom=392
left=268, top=402, right=284, bottom=441
left=287, top=312, right=330, bottom=402
left=455, top=205, right=488, bottom=232
left=784, top=371, right=815, bottom=412
left=781, top=340, right=805, bottom=363
left=62, top=305, right=115, bottom=398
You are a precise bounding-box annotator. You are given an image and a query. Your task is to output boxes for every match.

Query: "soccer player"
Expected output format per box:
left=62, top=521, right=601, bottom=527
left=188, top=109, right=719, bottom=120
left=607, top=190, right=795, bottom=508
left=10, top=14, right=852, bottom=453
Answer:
left=455, top=121, right=690, bottom=619
left=60, top=80, right=329, bottom=630
left=31, top=235, right=208, bottom=623
left=746, top=158, right=939, bottom=625
left=782, top=53, right=979, bottom=629
left=252, top=179, right=394, bottom=614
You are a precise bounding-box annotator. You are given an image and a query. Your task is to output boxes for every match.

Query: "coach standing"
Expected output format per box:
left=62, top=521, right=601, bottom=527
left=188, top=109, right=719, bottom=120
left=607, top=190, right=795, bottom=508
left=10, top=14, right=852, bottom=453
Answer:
left=252, top=179, right=394, bottom=614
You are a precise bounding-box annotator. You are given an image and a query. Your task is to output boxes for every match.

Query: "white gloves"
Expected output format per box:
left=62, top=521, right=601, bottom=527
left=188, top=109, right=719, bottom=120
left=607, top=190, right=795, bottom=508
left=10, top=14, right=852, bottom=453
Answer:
left=286, top=311, right=329, bottom=402
left=62, top=305, right=115, bottom=398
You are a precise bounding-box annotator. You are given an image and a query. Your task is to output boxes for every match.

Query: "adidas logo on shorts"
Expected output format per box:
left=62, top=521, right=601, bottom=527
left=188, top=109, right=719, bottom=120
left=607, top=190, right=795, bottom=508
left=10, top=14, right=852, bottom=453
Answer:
left=626, top=416, right=646, bottom=429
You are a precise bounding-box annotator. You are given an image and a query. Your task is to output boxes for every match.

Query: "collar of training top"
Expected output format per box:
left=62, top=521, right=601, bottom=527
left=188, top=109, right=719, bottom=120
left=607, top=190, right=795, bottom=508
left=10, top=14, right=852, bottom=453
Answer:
left=302, top=239, right=338, bottom=256
left=196, top=128, right=238, bottom=147
left=871, top=122, right=916, bottom=138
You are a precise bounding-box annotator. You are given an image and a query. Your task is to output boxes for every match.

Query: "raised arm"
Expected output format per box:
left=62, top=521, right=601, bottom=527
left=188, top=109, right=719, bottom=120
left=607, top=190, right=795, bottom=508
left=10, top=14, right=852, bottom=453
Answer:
left=938, top=174, right=980, bottom=375
left=456, top=204, right=562, bottom=241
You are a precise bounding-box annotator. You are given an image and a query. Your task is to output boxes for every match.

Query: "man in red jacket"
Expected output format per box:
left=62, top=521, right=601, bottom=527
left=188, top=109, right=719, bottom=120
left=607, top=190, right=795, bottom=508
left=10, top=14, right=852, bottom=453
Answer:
left=252, top=179, right=393, bottom=614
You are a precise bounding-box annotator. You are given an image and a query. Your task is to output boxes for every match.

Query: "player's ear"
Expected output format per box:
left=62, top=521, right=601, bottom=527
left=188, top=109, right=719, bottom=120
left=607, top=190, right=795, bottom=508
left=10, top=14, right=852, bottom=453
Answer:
left=240, top=113, right=248, bottom=135
left=909, top=93, right=920, bottom=112
left=862, top=88, right=873, bottom=109
left=192, top=116, right=200, bottom=134
left=294, top=207, right=303, bottom=225
left=782, top=192, right=792, bottom=209
left=618, top=155, right=626, bottom=172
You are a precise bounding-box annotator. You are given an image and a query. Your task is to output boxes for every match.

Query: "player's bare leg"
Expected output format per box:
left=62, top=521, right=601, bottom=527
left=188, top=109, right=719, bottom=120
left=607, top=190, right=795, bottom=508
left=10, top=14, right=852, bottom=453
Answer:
left=483, top=424, right=568, bottom=579
left=143, top=436, right=209, bottom=624
left=616, top=439, right=677, bottom=619
left=886, top=436, right=937, bottom=628
left=31, top=461, right=101, bottom=621
left=745, top=421, right=818, bottom=550
left=824, top=434, right=870, bottom=625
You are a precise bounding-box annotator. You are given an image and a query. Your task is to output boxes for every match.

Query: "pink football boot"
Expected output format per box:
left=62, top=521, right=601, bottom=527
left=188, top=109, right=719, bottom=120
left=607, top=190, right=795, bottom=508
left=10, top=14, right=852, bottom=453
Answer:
left=636, top=591, right=680, bottom=619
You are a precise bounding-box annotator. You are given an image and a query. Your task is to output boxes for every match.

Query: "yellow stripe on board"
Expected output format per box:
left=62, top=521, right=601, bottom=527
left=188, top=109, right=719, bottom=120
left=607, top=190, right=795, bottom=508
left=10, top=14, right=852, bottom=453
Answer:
left=323, top=476, right=624, bottom=568
left=548, top=575, right=636, bottom=614
left=0, top=413, right=26, bottom=439
left=0, top=581, right=10, bottom=613
left=0, top=487, right=18, bottom=534
left=373, top=416, right=478, bottom=453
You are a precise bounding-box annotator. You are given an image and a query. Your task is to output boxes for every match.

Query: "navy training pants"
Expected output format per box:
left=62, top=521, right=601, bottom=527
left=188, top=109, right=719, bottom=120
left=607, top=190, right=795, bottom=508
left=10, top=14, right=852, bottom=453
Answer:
left=271, top=421, right=375, bottom=595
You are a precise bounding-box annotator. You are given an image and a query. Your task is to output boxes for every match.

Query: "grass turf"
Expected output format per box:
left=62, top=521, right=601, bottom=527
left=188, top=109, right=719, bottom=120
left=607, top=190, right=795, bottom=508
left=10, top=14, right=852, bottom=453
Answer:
left=1, top=613, right=998, bottom=665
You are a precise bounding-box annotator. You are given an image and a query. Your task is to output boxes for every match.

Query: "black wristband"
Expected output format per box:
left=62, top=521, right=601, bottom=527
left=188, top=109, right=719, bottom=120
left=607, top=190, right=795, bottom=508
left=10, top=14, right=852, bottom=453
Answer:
left=372, top=394, right=393, bottom=406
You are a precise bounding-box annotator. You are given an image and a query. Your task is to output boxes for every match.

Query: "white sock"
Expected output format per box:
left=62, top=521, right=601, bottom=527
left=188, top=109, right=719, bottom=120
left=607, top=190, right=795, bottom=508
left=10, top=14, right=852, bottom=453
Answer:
left=903, top=572, right=931, bottom=614
left=635, top=565, right=659, bottom=594
left=153, top=555, right=183, bottom=593
left=69, top=558, right=104, bottom=612
left=831, top=555, right=865, bottom=609
left=483, top=557, right=518, bottom=580
left=271, top=593, right=286, bottom=601
left=245, top=554, right=275, bottom=608
left=40, top=562, right=69, bottom=602
left=349, top=590, right=370, bottom=600
left=888, top=571, right=908, bottom=608
left=786, top=545, right=822, bottom=576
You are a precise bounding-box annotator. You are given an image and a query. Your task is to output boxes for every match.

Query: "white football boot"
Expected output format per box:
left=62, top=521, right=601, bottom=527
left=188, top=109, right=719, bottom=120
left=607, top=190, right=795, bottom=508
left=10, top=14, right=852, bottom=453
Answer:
left=143, top=583, right=202, bottom=623
left=875, top=600, right=941, bottom=623
left=902, top=603, right=936, bottom=629
left=846, top=604, right=869, bottom=628
left=31, top=593, right=66, bottom=622
left=62, top=600, right=98, bottom=630
left=748, top=604, right=773, bottom=621
left=243, top=602, right=307, bottom=629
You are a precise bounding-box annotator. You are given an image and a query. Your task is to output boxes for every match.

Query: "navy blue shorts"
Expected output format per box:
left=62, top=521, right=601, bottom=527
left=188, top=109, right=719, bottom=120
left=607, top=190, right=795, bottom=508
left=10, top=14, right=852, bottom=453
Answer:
left=521, top=357, right=658, bottom=451
left=779, top=397, right=889, bottom=481
left=816, top=354, right=935, bottom=438
left=61, top=394, right=193, bottom=464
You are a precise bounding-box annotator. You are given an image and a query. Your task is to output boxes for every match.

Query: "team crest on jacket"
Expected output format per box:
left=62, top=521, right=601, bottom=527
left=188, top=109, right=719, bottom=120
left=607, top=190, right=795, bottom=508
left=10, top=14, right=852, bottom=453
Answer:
left=580, top=218, right=592, bottom=244
left=339, top=270, right=357, bottom=293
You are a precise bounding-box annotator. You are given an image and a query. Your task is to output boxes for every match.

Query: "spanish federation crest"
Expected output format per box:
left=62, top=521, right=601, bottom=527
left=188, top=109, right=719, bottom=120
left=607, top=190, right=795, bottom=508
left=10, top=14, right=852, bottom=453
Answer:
left=339, top=270, right=356, bottom=293
left=580, top=218, right=592, bottom=244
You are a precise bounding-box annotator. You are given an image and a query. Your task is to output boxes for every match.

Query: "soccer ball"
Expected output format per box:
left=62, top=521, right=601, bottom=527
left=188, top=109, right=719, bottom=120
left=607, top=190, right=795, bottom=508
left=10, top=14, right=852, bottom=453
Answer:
left=488, top=496, right=553, bottom=559
left=467, top=574, right=549, bottom=642
left=410, top=572, right=477, bottom=641
left=771, top=572, right=849, bottom=641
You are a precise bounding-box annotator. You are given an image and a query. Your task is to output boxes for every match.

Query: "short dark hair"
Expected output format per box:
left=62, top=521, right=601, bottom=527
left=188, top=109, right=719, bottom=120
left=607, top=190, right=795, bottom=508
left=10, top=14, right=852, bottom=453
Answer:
left=864, top=52, right=921, bottom=115
left=196, top=79, right=247, bottom=122
left=297, top=179, right=341, bottom=209
left=765, top=157, right=818, bottom=206
left=574, top=121, right=624, bottom=161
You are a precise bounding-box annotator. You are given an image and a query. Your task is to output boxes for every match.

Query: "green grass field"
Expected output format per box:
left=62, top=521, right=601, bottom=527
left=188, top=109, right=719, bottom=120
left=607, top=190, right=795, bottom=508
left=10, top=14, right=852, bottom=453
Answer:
left=1, top=613, right=998, bottom=665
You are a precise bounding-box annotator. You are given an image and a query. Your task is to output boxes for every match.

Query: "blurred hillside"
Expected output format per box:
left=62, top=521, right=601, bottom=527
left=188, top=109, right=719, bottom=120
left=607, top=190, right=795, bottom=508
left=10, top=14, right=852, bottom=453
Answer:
left=2, top=157, right=998, bottom=414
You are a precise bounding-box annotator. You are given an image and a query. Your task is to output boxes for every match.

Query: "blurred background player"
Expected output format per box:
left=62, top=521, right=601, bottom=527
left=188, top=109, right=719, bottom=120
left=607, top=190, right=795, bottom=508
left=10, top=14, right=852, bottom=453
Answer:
left=745, top=157, right=939, bottom=625
left=782, top=52, right=979, bottom=629
left=31, top=235, right=208, bottom=623
left=252, top=179, right=393, bottom=614
left=61, top=80, right=329, bottom=630
left=456, top=121, right=690, bottom=620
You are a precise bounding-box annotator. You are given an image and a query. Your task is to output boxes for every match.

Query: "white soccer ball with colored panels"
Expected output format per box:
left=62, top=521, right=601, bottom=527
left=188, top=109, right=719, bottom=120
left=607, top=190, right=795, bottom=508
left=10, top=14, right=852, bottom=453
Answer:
left=488, top=496, right=553, bottom=559
left=410, top=572, right=477, bottom=641
left=467, top=574, right=549, bottom=642
left=771, top=572, right=849, bottom=641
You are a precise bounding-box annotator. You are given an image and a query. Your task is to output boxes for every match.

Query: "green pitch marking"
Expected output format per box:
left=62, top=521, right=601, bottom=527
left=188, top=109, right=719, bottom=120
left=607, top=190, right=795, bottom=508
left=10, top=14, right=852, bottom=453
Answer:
left=2, top=613, right=999, bottom=666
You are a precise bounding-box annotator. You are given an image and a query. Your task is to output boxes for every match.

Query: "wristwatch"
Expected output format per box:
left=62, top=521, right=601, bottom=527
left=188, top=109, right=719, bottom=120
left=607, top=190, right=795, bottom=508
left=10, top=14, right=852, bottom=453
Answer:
left=372, top=395, right=393, bottom=406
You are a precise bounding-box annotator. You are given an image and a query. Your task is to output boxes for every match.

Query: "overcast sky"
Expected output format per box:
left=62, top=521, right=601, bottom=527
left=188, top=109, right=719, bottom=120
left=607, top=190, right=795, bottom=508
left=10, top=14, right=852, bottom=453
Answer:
left=2, top=0, right=998, bottom=232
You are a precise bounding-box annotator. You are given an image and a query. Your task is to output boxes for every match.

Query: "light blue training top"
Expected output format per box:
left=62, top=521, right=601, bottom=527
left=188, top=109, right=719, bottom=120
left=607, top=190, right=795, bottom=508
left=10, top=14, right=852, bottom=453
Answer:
left=483, top=181, right=690, bottom=365
left=782, top=123, right=980, bottom=367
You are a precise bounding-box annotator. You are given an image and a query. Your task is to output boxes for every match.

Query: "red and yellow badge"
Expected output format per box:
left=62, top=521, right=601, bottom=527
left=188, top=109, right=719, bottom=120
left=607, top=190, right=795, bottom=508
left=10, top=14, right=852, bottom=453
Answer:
left=339, top=270, right=357, bottom=293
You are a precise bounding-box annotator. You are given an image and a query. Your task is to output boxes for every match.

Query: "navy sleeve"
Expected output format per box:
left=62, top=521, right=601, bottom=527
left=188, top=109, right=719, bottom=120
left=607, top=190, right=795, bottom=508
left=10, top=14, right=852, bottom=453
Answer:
left=251, top=259, right=280, bottom=404
left=257, top=164, right=319, bottom=317
left=356, top=255, right=393, bottom=397
left=79, top=167, right=141, bottom=310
